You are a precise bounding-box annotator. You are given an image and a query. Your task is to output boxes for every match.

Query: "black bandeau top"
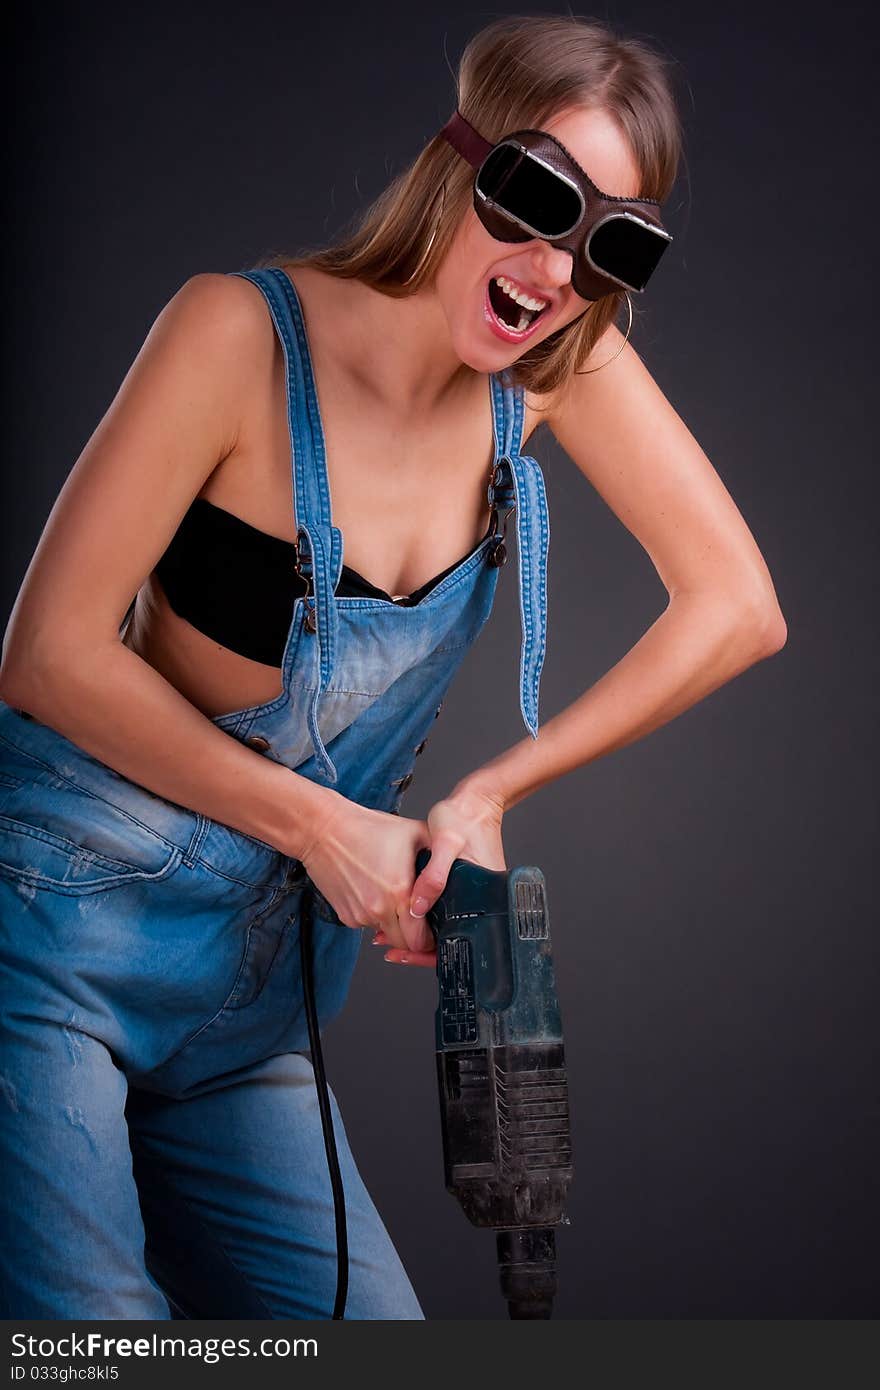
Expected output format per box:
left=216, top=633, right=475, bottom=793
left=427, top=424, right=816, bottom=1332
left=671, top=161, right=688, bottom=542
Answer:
left=153, top=497, right=492, bottom=667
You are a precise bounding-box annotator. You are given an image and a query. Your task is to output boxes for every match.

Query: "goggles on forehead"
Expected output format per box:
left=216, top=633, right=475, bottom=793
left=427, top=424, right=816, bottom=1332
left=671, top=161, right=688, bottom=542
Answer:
left=439, top=109, right=672, bottom=302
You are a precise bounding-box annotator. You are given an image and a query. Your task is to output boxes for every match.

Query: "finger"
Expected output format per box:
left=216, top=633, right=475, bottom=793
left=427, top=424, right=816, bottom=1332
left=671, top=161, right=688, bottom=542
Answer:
left=383, top=947, right=437, bottom=969
left=367, top=909, right=406, bottom=950
left=398, top=899, right=435, bottom=954
left=409, top=832, right=460, bottom=919
left=379, top=916, right=408, bottom=951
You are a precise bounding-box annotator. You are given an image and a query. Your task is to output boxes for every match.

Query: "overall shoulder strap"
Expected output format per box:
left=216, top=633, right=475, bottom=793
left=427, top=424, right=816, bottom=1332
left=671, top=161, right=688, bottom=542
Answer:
left=490, top=370, right=551, bottom=740
left=229, top=268, right=336, bottom=533
left=230, top=267, right=342, bottom=783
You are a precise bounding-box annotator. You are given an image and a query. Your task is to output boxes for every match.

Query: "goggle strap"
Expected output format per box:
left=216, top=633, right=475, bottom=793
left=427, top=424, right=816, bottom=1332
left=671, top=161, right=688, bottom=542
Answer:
left=439, top=109, right=493, bottom=168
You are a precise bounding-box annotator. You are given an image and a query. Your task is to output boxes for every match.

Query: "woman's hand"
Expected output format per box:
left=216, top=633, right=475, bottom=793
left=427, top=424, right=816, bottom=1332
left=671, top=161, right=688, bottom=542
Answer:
left=299, top=794, right=435, bottom=954
left=373, top=778, right=507, bottom=968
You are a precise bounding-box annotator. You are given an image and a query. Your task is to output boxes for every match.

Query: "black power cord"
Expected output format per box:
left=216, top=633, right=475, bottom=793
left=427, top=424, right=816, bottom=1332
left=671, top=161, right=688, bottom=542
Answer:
left=298, top=884, right=349, bottom=1319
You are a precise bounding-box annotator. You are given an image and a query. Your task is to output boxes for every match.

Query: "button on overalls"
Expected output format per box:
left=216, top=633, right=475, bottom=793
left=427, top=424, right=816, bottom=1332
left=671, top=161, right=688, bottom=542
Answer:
left=0, top=266, right=551, bottom=1319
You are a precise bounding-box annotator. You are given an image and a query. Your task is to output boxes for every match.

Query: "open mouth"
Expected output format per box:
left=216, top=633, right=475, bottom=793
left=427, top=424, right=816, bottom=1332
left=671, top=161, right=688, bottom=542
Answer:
left=485, top=275, right=551, bottom=340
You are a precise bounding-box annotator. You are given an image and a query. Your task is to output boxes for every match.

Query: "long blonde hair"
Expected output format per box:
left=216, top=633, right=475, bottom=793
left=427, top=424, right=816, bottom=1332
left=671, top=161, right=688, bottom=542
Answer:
left=260, top=13, right=683, bottom=400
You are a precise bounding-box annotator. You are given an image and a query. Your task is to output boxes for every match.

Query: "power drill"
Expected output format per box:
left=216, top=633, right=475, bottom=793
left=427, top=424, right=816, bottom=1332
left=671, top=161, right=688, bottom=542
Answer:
left=415, top=849, right=574, bottom=1319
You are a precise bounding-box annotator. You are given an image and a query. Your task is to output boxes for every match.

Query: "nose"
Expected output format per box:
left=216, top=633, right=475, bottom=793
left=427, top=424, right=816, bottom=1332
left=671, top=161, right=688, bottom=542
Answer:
left=526, top=242, right=574, bottom=290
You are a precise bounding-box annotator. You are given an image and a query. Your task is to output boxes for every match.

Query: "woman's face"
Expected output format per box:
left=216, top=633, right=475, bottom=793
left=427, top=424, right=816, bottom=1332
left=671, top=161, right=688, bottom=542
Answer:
left=433, top=104, right=643, bottom=372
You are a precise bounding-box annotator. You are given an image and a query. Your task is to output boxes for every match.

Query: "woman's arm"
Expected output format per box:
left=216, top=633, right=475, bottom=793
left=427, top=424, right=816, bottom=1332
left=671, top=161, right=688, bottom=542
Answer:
left=399, top=326, right=787, bottom=949
left=462, top=326, right=786, bottom=811
left=0, top=273, right=338, bottom=860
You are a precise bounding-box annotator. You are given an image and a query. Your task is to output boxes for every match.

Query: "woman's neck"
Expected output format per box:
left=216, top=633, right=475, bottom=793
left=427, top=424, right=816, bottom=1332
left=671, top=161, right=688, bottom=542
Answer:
left=285, top=265, right=476, bottom=414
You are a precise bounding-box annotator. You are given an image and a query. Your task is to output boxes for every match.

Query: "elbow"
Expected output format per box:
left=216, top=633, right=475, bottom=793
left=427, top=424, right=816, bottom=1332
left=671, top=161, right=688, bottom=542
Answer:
left=0, top=654, right=30, bottom=709
left=761, top=605, right=788, bottom=656
left=0, top=658, right=43, bottom=715
left=1, top=627, right=118, bottom=715
left=737, top=591, right=788, bottom=661
left=0, top=635, right=66, bottom=714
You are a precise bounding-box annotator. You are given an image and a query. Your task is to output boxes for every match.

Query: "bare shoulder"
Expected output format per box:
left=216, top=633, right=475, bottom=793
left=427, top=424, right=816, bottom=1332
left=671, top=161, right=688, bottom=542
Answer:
left=154, top=271, right=275, bottom=367
left=519, top=323, right=628, bottom=446
left=125, top=272, right=282, bottom=448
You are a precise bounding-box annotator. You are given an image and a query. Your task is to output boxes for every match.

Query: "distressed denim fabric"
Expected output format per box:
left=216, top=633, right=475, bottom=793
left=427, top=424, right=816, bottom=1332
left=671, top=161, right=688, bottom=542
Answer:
left=0, top=266, right=551, bottom=1319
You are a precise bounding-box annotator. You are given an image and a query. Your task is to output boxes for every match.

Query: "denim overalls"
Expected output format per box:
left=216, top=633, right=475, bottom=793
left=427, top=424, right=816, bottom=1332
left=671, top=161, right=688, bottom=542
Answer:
left=0, top=267, right=550, bottom=1319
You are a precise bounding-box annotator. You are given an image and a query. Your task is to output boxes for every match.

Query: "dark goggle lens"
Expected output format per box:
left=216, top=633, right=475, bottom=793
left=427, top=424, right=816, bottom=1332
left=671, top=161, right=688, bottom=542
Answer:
left=476, top=144, right=582, bottom=238
left=589, top=216, right=670, bottom=292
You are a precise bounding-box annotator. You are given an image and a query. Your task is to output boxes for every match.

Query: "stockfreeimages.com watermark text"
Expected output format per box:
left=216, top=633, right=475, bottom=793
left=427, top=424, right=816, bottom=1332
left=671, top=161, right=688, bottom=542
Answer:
left=11, top=1332, right=317, bottom=1367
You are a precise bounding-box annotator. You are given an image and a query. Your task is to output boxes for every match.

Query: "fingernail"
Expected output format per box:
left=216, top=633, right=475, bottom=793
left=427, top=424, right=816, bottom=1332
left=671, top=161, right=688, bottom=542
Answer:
left=384, top=952, right=409, bottom=964
left=410, top=897, right=429, bottom=917
left=371, top=936, right=385, bottom=946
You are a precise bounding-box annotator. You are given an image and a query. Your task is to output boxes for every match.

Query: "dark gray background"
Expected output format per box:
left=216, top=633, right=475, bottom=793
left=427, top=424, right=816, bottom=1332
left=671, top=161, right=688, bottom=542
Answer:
left=3, top=0, right=877, bottom=1318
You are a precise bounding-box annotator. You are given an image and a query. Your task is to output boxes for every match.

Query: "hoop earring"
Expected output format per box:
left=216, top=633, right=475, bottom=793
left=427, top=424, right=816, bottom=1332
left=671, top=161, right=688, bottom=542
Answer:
left=402, top=184, right=447, bottom=286
left=574, top=291, right=633, bottom=373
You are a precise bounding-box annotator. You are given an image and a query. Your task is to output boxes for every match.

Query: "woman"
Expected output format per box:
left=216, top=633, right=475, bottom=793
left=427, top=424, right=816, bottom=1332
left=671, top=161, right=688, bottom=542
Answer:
left=0, top=15, right=786, bottom=1319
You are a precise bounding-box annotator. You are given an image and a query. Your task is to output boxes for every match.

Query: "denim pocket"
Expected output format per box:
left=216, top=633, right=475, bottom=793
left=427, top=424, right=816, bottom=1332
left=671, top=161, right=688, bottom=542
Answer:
left=0, top=815, right=183, bottom=896
left=0, top=756, right=183, bottom=896
left=0, top=737, right=43, bottom=802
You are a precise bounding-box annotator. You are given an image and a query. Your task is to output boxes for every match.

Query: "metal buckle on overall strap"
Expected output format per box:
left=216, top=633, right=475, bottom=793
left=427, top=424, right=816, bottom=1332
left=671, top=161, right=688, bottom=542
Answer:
left=487, top=457, right=516, bottom=567
left=294, top=526, right=318, bottom=633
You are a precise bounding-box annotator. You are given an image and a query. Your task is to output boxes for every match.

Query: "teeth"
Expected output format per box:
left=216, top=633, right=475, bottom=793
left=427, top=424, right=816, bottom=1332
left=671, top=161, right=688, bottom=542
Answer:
left=495, top=276, right=548, bottom=312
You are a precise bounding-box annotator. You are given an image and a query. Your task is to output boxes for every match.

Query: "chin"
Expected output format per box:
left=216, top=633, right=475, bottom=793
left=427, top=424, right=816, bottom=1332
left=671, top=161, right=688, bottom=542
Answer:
left=453, top=338, right=508, bottom=373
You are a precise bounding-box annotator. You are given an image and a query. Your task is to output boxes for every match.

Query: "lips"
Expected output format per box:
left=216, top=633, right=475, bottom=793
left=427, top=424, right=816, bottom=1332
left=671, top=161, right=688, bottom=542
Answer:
left=483, top=279, right=551, bottom=345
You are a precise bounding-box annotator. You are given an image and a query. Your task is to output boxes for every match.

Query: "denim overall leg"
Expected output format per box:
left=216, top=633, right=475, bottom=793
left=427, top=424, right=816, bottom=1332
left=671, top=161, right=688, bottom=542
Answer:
left=0, top=266, right=551, bottom=1318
